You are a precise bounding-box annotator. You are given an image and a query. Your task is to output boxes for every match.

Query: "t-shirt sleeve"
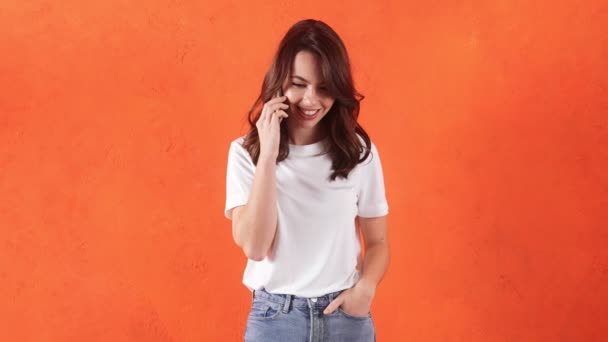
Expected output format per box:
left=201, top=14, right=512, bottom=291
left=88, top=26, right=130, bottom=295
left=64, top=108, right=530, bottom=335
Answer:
left=225, top=139, right=255, bottom=220
left=357, top=142, right=389, bottom=218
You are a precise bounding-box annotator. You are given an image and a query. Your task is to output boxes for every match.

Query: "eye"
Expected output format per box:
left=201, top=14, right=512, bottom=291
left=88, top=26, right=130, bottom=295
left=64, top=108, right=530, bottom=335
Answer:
left=292, top=83, right=305, bottom=88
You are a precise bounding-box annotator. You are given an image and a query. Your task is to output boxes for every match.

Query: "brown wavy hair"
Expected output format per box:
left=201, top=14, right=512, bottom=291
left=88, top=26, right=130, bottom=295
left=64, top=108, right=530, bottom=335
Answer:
left=243, top=19, right=372, bottom=181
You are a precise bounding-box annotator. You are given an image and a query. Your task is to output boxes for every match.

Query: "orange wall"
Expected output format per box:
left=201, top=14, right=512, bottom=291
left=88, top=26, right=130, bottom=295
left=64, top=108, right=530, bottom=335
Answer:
left=1, top=1, right=607, bottom=341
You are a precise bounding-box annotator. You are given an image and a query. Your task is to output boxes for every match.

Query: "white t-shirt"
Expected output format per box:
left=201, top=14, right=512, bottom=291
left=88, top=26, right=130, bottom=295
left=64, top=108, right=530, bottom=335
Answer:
left=224, top=135, right=388, bottom=297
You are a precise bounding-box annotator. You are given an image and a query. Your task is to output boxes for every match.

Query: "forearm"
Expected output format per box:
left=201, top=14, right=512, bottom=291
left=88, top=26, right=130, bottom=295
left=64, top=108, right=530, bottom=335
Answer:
left=357, top=242, right=390, bottom=291
left=234, top=157, right=278, bottom=260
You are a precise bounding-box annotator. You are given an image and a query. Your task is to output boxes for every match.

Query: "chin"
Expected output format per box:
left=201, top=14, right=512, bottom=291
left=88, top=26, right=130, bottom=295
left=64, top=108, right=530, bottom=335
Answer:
left=301, top=118, right=324, bottom=128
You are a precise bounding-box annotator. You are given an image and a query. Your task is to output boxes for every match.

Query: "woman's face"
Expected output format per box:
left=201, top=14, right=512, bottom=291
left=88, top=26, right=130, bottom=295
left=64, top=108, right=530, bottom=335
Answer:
left=282, top=50, right=335, bottom=132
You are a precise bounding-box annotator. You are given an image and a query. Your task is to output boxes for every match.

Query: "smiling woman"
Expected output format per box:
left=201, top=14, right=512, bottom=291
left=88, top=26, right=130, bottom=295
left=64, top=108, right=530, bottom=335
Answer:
left=224, top=19, right=390, bottom=342
left=240, top=19, right=372, bottom=182
left=281, top=54, right=335, bottom=134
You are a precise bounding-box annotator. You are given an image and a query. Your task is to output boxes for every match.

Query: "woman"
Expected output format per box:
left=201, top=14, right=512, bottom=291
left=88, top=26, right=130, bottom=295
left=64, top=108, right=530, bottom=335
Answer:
left=225, top=19, right=390, bottom=341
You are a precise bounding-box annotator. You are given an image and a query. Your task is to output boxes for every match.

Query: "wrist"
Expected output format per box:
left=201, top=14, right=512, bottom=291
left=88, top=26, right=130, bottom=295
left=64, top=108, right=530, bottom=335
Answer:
left=257, top=154, right=277, bottom=165
left=355, top=278, right=377, bottom=296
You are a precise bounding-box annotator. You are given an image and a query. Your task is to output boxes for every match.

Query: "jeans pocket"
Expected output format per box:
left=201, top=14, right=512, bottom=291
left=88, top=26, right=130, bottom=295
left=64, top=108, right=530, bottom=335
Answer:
left=248, top=298, right=282, bottom=320
left=337, top=307, right=371, bottom=320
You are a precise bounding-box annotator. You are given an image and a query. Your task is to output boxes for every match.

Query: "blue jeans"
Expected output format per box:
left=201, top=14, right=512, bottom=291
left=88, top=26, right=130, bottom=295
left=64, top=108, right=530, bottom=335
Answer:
left=244, top=288, right=376, bottom=342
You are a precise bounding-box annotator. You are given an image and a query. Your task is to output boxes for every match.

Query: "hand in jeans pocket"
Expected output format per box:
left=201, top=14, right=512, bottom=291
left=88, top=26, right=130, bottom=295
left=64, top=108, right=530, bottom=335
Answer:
left=324, top=283, right=375, bottom=317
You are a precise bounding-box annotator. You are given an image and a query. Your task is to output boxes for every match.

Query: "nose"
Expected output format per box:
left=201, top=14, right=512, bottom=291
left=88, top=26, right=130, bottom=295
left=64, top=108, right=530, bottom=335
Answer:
left=302, top=87, right=320, bottom=106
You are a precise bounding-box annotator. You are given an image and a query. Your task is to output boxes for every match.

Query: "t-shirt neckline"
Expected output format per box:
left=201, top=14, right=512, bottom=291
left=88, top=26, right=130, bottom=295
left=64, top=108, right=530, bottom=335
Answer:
left=288, top=138, right=328, bottom=157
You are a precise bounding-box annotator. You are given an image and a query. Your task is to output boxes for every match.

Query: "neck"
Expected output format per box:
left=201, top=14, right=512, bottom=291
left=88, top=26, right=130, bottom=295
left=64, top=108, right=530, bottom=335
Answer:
left=288, top=126, right=326, bottom=145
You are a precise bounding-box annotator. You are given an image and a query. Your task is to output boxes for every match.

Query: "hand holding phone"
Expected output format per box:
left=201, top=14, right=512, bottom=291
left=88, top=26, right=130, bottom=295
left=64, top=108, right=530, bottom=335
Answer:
left=256, top=90, right=289, bottom=160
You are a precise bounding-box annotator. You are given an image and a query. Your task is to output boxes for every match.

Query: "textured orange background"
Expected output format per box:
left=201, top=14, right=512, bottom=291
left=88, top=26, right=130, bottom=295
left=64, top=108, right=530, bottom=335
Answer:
left=1, top=1, right=607, bottom=341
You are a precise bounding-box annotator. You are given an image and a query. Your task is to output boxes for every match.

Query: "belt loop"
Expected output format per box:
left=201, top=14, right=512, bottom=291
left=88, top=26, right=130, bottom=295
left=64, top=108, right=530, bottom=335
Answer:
left=282, top=294, right=292, bottom=313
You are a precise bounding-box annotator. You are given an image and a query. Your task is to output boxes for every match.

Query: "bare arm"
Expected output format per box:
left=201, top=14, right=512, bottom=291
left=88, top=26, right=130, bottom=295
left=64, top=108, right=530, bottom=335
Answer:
left=323, top=215, right=390, bottom=316
left=231, top=156, right=279, bottom=261
left=230, top=94, right=289, bottom=261
left=357, top=215, right=390, bottom=291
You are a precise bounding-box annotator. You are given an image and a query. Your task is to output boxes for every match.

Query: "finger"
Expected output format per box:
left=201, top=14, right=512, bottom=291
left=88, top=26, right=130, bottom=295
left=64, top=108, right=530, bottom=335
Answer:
left=275, top=109, right=288, bottom=118
left=262, top=106, right=275, bottom=125
left=323, top=297, right=344, bottom=315
left=257, top=111, right=269, bottom=128
left=269, top=106, right=289, bottom=124
left=266, top=108, right=276, bottom=125
left=270, top=103, right=289, bottom=113
left=272, top=102, right=289, bottom=109
left=258, top=104, right=271, bottom=124
left=261, top=102, right=287, bottom=125
left=270, top=110, right=287, bottom=125
left=266, top=95, right=287, bottom=106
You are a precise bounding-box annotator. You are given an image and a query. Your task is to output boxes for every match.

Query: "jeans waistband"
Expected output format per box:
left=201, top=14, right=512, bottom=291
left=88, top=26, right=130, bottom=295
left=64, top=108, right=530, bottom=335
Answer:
left=253, top=288, right=345, bottom=310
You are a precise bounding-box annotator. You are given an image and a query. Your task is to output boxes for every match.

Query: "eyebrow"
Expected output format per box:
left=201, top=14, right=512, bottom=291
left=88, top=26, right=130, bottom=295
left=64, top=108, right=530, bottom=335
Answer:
left=291, top=75, right=326, bottom=85
left=291, top=75, right=310, bottom=83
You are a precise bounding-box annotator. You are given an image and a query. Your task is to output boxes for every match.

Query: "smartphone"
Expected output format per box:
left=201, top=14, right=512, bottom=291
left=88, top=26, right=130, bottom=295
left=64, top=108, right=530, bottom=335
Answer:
left=278, top=88, right=290, bottom=122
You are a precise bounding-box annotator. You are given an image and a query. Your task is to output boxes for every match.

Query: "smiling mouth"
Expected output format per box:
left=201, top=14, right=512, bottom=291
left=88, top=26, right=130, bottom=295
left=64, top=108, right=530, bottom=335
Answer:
left=298, top=107, right=321, bottom=116
left=294, top=107, right=321, bottom=120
